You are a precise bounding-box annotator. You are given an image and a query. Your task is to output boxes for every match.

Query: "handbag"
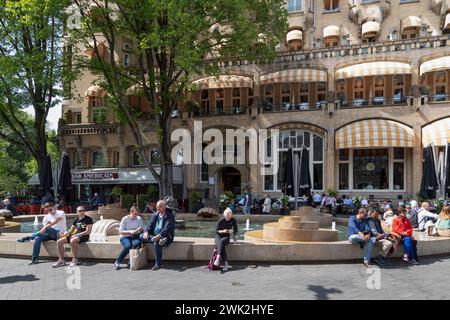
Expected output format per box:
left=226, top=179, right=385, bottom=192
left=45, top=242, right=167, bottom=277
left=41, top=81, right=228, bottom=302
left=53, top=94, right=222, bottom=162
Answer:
left=129, top=245, right=148, bottom=270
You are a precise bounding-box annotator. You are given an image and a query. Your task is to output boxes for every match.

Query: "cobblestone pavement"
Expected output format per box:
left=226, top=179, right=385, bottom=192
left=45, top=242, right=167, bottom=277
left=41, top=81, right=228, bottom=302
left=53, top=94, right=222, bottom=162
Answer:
left=0, top=256, right=449, bottom=300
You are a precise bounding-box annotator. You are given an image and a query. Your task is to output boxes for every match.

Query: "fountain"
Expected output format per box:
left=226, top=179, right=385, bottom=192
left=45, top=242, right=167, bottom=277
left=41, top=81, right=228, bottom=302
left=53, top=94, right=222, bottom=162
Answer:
left=33, top=216, right=39, bottom=230
left=243, top=218, right=252, bottom=231
left=89, top=219, right=120, bottom=242
left=245, top=206, right=339, bottom=242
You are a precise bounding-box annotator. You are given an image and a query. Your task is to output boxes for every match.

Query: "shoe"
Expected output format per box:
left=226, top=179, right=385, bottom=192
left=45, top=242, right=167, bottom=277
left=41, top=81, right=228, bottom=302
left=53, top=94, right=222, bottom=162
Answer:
left=126, top=262, right=130, bottom=269
left=363, top=260, right=371, bottom=268
left=158, top=237, right=167, bottom=246
left=69, top=260, right=79, bottom=268
left=17, top=236, right=30, bottom=243
left=402, top=254, right=409, bottom=263
left=223, top=262, right=230, bottom=271
left=409, top=259, right=419, bottom=265
left=213, top=256, right=221, bottom=267
left=152, top=264, right=160, bottom=271
left=52, top=260, right=66, bottom=268
left=114, top=262, right=120, bottom=270
left=28, top=257, right=38, bottom=265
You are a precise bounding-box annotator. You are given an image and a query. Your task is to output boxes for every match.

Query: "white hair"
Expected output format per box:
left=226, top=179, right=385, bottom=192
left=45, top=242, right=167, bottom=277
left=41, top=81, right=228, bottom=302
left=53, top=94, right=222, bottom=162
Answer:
left=223, top=208, right=233, bottom=216
left=410, top=200, right=418, bottom=208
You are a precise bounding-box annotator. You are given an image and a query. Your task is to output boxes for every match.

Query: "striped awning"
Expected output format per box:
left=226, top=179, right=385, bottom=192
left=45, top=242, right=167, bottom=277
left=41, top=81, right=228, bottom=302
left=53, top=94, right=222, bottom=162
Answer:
left=260, top=69, right=327, bottom=84
left=335, top=119, right=415, bottom=149
left=192, top=75, right=253, bottom=90
left=361, top=21, right=380, bottom=37
left=335, top=61, right=411, bottom=80
left=400, top=16, right=422, bottom=33
left=286, top=29, right=303, bottom=43
left=420, top=56, right=450, bottom=76
left=444, top=13, right=450, bottom=30
left=323, top=25, right=340, bottom=39
left=422, top=118, right=450, bottom=146
left=85, top=85, right=106, bottom=98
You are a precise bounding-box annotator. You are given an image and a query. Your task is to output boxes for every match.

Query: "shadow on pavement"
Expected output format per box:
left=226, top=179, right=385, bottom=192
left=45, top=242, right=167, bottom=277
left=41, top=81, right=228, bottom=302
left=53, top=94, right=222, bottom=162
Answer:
left=307, top=285, right=342, bottom=300
left=0, top=274, right=40, bottom=284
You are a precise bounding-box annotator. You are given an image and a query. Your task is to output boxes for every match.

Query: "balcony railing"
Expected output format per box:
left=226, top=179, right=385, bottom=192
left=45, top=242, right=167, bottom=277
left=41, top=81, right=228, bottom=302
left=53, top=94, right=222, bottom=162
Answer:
left=189, top=106, right=249, bottom=118
left=338, top=97, right=408, bottom=109
left=59, top=123, right=119, bottom=136
left=258, top=102, right=326, bottom=113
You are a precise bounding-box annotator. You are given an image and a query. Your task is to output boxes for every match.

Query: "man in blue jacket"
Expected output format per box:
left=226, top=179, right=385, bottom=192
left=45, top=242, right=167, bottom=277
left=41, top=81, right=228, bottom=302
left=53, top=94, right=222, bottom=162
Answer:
left=348, top=208, right=376, bottom=268
left=140, top=200, right=175, bottom=270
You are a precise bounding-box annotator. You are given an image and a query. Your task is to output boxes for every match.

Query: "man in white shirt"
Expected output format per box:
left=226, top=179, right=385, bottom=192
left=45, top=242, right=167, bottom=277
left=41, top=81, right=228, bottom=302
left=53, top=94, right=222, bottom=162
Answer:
left=262, top=194, right=272, bottom=214
left=417, top=202, right=439, bottom=232
left=17, top=202, right=66, bottom=265
left=361, top=197, right=369, bottom=207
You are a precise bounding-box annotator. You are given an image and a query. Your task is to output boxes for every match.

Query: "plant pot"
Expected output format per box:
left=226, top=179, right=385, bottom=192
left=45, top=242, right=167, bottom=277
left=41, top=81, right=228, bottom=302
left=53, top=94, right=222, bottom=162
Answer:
left=280, top=208, right=290, bottom=215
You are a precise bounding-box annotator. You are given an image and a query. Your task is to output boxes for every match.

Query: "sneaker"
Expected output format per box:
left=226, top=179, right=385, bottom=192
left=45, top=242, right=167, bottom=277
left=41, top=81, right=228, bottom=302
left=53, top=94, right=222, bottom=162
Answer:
left=158, top=237, right=167, bottom=246
left=213, top=256, right=221, bottom=267
left=409, top=259, right=419, bottom=265
left=52, top=260, right=66, bottom=268
left=363, top=260, right=371, bottom=268
left=17, top=236, right=30, bottom=243
left=223, top=262, right=230, bottom=271
left=402, top=254, right=409, bottom=263
left=28, top=257, right=38, bottom=265
left=69, top=260, right=79, bottom=268
left=114, top=262, right=120, bottom=270
left=152, top=264, right=160, bottom=271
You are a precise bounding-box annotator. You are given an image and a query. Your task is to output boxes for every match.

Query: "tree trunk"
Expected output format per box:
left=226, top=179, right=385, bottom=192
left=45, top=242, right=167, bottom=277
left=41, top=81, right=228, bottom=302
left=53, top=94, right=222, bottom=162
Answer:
left=159, top=116, right=174, bottom=198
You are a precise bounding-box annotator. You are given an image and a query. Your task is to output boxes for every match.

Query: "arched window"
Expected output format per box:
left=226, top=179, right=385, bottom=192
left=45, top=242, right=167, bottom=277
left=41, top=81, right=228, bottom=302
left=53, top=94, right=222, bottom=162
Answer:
left=373, top=76, right=385, bottom=105
left=393, top=75, right=404, bottom=104
left=434, top=71, right=447, bottom=101
left=90, top=96, right=106, bottom=123
left=353, top=77, right=364, bottom=106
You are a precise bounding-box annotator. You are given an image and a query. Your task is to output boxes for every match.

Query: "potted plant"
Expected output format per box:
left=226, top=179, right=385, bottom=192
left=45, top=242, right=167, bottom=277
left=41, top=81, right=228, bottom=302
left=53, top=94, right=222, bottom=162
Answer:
left=110, top=186, right=124, bottom=206
left=280, top=194, right=290, bottom=215
left=189, top=191, right=202, bottom=213
left=219, top=191, right=235, bottom=212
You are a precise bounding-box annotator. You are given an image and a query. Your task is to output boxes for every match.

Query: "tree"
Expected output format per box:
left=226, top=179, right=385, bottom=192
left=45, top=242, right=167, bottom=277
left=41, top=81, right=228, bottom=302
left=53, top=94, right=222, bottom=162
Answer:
left=69, top=0, right=287, bottom=197
left=0, top=0, right=71, bottom=187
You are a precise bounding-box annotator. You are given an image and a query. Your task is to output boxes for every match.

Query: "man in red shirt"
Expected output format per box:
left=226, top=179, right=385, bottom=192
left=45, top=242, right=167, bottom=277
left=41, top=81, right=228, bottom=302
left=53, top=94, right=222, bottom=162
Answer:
left=391, top=209, right=419, bottom=265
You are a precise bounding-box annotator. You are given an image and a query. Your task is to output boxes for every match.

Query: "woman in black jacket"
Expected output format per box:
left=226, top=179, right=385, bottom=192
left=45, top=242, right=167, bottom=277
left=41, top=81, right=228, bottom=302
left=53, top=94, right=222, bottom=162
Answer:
left=214, top=207, right=238, bottom=271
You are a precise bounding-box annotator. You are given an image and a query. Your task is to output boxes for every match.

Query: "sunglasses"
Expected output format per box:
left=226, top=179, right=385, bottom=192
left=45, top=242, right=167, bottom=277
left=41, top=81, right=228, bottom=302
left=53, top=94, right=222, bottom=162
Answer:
left=77, top=210, right=85, bottom=212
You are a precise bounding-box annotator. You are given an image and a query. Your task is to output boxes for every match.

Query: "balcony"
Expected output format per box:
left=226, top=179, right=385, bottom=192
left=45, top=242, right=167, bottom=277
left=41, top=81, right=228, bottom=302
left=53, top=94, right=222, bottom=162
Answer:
left=189, top=106, right=249, bottom=118
left=258, top=102, right=326, bottom=113
left=338, top=96, right=408, bottom=109
left=59, top=123, right=119, bottom=136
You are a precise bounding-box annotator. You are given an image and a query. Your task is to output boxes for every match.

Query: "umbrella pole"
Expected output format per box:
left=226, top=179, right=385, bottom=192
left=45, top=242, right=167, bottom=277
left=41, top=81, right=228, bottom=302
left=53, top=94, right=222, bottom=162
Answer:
left=294, top=149, right=299, bottom=211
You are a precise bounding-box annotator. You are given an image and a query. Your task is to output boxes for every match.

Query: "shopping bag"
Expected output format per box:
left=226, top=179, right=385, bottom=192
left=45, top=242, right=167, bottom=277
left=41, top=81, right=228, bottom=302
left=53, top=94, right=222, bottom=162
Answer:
left=129, top=246, right=148, bottom=270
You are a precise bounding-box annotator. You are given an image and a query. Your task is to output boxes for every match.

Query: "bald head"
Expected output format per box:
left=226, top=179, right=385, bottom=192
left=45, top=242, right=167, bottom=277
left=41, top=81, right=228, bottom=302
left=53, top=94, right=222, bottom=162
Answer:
left=156, top=200, right=167, bottom=214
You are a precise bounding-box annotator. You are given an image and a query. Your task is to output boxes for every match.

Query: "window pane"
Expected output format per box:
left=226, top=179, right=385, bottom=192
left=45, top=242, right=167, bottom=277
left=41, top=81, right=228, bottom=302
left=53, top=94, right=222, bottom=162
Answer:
left=277, top=151, right=288, bottom=190
left=339, top=149, right=349, bottom=161
left=353, top=149, right=389, bottom=190
left=304, top=132, right=310, bottom=148
left=92, top=151, right=105, bottom=167
left=393, top=162, right=404, bottom=190
left=313, top=164, right=323, bottom=190
left=394, top=148, right=404, bottom=160
left=339, top=163, right=349, bottom=190
left=313, top=135, right=323, bottom=161
left=264, top=174, right=274, bottom=191
left=151, top=149, right=161, bottom=164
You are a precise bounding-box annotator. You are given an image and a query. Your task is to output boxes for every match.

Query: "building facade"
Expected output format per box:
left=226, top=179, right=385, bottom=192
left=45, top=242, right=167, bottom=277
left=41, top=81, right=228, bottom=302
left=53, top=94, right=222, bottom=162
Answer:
left=58, top=0, right=450, bottom=204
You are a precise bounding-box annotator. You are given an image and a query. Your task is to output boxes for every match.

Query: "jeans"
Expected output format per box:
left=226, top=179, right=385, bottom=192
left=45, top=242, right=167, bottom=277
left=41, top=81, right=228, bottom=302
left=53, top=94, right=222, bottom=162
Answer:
left=30, top=227, right=59, bottom=259
left=215, top=235, right=230, bottom=261
left=116, top=236, right=142, bottom=263
left=348, top=234, right=376, bottom=263
left=401, top=236, right=415, bottom=260
left=243, top=206, right=251, bottom=214
left=140, top=234, right=168, bottom=267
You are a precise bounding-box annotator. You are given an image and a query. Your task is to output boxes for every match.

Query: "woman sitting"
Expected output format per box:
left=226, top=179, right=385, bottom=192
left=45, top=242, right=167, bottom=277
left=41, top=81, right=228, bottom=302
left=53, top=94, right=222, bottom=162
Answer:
left=213, top=208, right=238, bottom=271
left=436, top=205, right=450, bottom=237
left=391, top=209, right=419, bottom=265
left=114, top=206, right=143, bottom=270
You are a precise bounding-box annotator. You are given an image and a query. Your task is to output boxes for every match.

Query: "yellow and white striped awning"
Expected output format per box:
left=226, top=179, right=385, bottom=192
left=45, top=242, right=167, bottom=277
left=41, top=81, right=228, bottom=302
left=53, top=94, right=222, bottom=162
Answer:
left=420, top=56, right=450, bottom=76
left=323, top=25, right=340, bottom=39
left=85, top=85, right=106, bottom=98
left=286, top=29, right=303, bottom=43
left=335, top=61, right=411, bottom=80
left=400, top=16, right=422, bottom=33
left=362, top=21, right=380, bottom=37
left=422, top=118, right=450, bottom=146
left=260, top=69, right=327, bottom=84
left=192, top=75, right=253, bottom=90
left=335, top=119, right=415, bottom=149
left=444, top=13, right=450, bottom=30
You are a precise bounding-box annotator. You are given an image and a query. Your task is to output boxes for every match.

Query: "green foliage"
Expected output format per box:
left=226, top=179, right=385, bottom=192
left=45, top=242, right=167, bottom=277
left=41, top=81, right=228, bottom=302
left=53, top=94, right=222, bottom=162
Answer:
left=352, top=195, right=362, bottom=212
left=280, top=194, right=289, bottom=208
left=326, top=188, right=338, bottom=198
left=219, top=191, right=235, bottom=209
left=189, top=191, right=202, bottom=212
left=111, top=186, right=124, bottom=197
left=122, top=194, right=135, bottom=210
left=147, top=185, right=159, bottom=201
left=137, top=194, right=150, bottom=212
left=434, top=198, right=446, bottom=215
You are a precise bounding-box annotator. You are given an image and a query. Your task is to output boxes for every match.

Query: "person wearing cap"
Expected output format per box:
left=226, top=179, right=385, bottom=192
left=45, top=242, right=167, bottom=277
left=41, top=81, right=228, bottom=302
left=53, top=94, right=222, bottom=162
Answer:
left=243, top=185, right=253, bottom=215
left=140, top=200, right=175, bottom=270
left=17, top=202, right=67, bottom=265
left=52, top=206, right=93, bottom=268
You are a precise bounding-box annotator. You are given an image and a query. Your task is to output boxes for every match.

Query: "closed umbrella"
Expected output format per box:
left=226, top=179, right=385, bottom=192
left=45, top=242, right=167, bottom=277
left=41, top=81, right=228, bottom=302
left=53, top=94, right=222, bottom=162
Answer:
left=42, top=155, right=53, bottom=196
left=57, top=153, right=72, bottom=203
left=283, top=148, right=295, bottom=196
left=420, top=145, right=439, bottom=200
left=445, top=143, right=450, bottom=198
left=298, top=146, right=312, bottom=197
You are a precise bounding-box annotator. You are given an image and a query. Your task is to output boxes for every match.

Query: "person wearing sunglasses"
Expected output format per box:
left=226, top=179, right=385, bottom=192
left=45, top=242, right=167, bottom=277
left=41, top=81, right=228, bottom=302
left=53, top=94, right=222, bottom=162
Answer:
left=52, top=206, right=93, bottom=268
left=17, top=202, right=67, bottom=265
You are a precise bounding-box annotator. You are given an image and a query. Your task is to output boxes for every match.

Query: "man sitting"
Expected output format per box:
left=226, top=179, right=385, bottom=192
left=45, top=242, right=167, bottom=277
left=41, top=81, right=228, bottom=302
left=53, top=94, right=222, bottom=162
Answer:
left=140, top=200, right=175, bottom=270
left=17, top=202, right=66, bottom=265
left=348, top=208, right=376, bottom=268
left=417, top=202, right=439, bottom=233
left=367, top=209, right=393, bottom=265
left=53, top=206, right=93, bottom=268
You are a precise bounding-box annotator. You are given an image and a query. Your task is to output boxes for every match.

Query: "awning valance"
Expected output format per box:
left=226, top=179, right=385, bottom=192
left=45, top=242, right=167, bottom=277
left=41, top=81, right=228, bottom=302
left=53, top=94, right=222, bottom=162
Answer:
left=361, top=21, right=380, bottom=37
left=261, top=69, right=327, bottom=84
left=192, top=75, right=253, bottom=90
left=335, top=119, right=415, bottom=149
left=335, top=61, right=411, bottom=80
left=400, top=16, right=422, bottom=33
left=323, top=25, right=340, bottom=39
left=444, top=13, right=450, bottom=30
left=85, top=85, right=106, bottom=98
left=420, top=56, right=450, bottom=76
left=422, top=118, right=450, bottom=146
left=286, top=29, right=303, bottom=43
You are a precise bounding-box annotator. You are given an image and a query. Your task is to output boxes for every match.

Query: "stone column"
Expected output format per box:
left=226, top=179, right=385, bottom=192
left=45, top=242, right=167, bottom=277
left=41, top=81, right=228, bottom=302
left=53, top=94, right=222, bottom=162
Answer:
left=411, top=123, right=423, bottom=197
left=325, top=126, right=336, bottom=192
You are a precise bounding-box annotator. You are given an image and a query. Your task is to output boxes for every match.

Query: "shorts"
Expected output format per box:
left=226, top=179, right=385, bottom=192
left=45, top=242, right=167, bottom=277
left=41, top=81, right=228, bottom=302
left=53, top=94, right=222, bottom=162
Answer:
left=66, top=234, right=90, bottom=243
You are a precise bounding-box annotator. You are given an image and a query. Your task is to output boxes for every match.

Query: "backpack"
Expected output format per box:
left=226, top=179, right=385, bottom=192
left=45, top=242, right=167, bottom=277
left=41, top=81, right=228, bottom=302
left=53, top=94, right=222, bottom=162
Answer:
left=207, top=248, right=222, bottom=271
left=409, top=208, right=419, bottom=228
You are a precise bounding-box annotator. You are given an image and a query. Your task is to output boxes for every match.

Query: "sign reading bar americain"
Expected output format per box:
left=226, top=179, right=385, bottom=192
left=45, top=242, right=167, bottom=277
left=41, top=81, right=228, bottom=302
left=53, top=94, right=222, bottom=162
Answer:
left=71, top=172, right=119, bottom=181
